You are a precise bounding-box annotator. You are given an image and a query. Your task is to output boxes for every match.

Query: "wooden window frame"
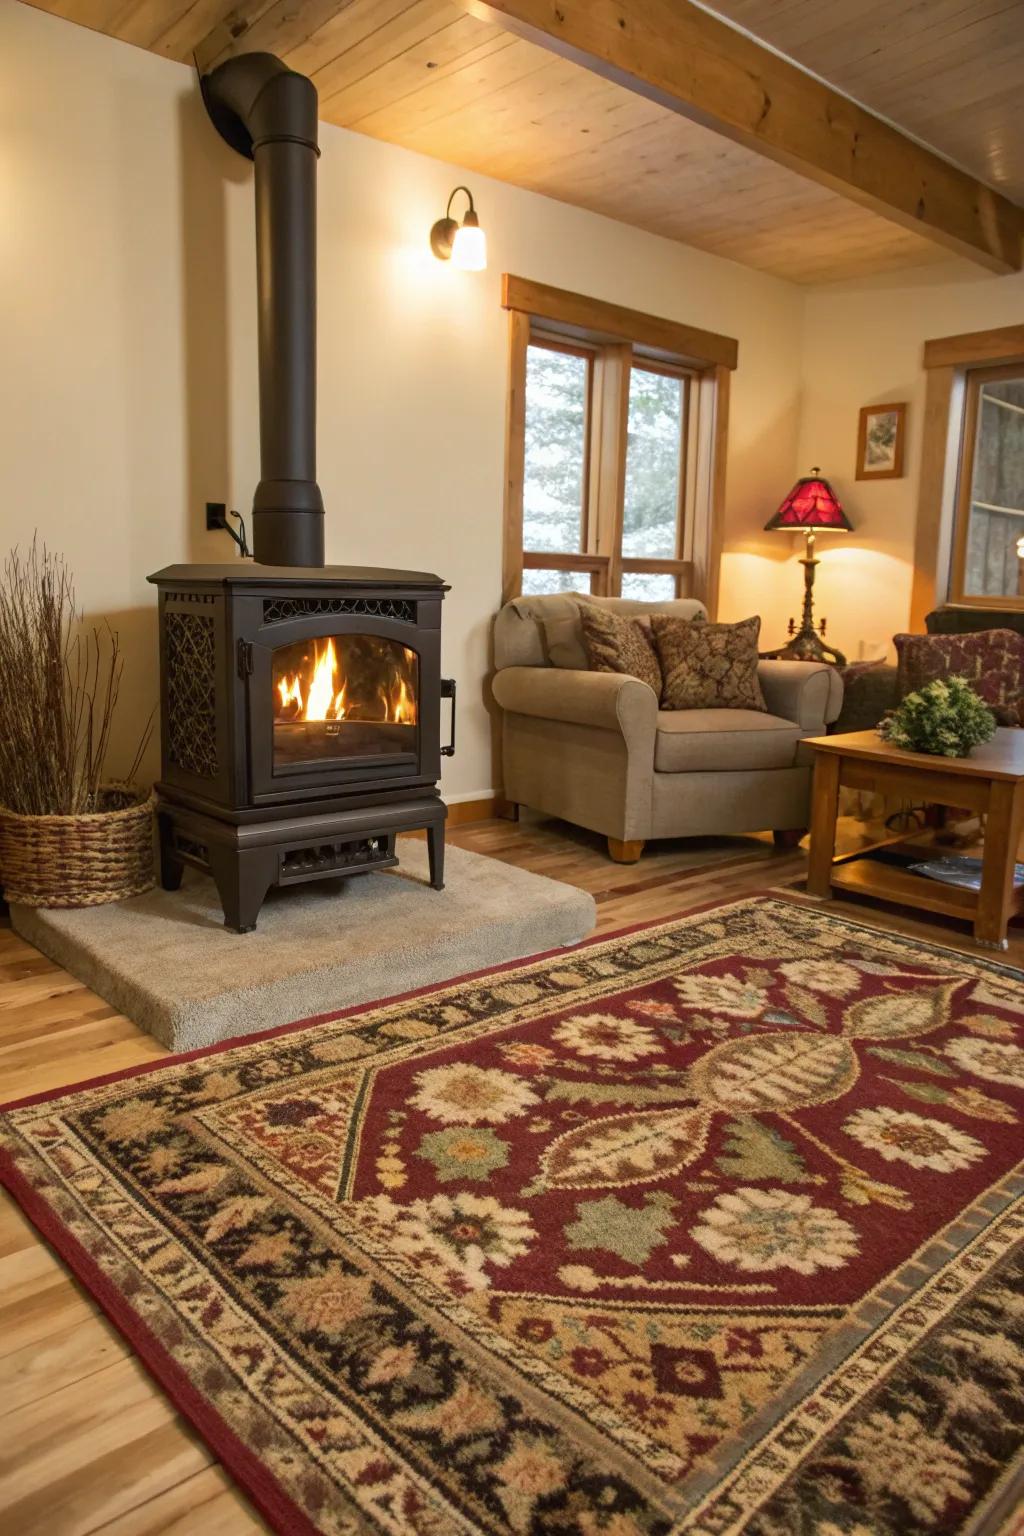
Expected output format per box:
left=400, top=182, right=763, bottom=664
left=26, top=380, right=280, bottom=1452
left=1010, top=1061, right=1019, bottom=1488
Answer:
left=520, top=333, right=596, bottom=574
left=501, top=276, right=737, bottom=613
left=948, top=363, right=1024, bottom=610
left=620, top=358, right=693, bottom=598
left=912, top=324, right=1024, bottom=628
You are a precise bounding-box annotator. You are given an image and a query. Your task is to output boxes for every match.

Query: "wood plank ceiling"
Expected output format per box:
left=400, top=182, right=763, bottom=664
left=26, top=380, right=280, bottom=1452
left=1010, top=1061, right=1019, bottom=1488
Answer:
left=21, top=0, right=1024, bottom=284
left=711, top=0, right=1024, bottom=207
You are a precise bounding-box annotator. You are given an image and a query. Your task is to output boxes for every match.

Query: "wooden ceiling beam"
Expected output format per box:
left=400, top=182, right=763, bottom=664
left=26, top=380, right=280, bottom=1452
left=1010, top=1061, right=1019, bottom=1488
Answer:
left=459, top=0, right=1023, bottom=274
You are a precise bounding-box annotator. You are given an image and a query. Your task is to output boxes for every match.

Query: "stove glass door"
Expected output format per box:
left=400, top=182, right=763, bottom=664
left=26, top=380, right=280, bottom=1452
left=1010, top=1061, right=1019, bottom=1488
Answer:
left=272, top=634, right=418, bottom=768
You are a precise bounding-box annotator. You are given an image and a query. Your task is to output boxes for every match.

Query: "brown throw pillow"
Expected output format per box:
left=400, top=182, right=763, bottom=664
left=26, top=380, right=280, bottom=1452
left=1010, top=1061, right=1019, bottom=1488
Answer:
left=893, top=630, right=1024, bottom=727
left=578, top=603, right=662, bottom=695
left=651, top=614, right=766, bottom=712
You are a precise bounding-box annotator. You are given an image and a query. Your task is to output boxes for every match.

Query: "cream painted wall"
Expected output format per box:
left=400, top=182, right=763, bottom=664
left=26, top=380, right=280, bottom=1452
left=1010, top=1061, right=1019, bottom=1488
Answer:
left=793, top=265, right=1024, bottom=664
left=1, top=0, right=805, bottom=799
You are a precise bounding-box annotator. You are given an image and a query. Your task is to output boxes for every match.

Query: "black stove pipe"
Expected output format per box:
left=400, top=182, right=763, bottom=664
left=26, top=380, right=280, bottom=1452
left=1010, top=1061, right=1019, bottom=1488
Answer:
left=202, top=53, right=325, bottom=568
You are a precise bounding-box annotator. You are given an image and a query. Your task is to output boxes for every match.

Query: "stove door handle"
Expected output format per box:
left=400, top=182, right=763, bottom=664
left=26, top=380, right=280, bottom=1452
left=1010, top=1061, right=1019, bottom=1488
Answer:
left=440, top=677, right=456, bottom=757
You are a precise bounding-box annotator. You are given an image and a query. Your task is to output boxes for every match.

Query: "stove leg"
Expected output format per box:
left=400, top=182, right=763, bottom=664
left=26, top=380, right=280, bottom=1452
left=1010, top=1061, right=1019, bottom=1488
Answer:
left=207, top=846, right=276, bottom=933
left=427, top=822, right=445, bottom=890
left=157, top=813, right=184, bottom=891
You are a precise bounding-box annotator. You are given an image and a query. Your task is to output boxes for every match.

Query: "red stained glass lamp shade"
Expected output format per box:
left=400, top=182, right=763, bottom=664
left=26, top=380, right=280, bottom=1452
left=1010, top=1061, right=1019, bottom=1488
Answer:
left=764, top=468, right=852, bottom=533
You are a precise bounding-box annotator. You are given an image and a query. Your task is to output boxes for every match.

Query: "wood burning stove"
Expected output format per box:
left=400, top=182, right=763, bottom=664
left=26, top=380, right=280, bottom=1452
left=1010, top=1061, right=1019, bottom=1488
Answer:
left=150, top=54, right=454, bottom=931
left=149, top=563, right=453, bottom=932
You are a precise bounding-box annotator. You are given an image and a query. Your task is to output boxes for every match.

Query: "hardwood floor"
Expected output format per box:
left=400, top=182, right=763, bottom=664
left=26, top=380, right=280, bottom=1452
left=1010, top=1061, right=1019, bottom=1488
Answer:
left=1, top=812, right=1021, bottom=1535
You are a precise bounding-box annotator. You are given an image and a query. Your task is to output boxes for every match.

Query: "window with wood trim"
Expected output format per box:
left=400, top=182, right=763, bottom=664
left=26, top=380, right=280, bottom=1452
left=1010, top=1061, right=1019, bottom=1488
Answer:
left=521, top=338, right=594, bottom=595
left=520, top=338, right=694, bottom=599
left=950, top=363, right=1024, bottom=607
left=502, top=276, right=735, bottom=612
left=912, top=325, right=1024, bottom=628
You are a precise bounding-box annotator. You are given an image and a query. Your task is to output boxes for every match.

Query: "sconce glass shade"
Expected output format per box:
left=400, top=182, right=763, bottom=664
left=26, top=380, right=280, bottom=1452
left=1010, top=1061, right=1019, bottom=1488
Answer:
left=430, top=187, right=487, bottom=270
left=764, top=468, right=852, bottom=533
left=451, top=217, right=487, bottom=271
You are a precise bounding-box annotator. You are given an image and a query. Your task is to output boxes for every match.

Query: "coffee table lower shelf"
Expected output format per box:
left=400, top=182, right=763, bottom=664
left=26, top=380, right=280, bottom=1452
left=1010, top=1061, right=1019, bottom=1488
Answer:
left=829, top=855, right=982, bottom=922
left=823, top=845, right=1024, bottom=949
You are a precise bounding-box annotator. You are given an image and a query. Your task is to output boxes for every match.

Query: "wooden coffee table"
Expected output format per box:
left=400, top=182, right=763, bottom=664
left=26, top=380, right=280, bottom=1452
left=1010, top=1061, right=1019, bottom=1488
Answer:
left=804, top=728, right=1024, bottom=950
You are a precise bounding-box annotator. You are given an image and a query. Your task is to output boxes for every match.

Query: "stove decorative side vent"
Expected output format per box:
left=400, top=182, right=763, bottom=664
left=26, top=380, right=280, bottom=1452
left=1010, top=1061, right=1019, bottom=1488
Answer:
left=165, top=612, right=218, bottom=779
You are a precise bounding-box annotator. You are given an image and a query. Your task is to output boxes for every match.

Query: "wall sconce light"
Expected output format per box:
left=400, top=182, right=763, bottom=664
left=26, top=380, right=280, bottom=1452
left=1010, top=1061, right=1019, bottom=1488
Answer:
left=430, top=186, right=487, bottom=271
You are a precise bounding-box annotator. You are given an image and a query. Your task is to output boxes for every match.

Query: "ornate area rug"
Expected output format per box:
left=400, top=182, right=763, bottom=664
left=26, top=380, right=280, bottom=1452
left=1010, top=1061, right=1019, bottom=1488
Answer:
left=2, top=895, right=1023, bottom=1536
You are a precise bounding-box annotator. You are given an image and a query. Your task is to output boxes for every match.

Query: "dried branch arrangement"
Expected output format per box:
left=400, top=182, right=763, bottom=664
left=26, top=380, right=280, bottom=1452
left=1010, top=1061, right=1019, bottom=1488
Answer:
left=0, top=541, right=152, bottom=816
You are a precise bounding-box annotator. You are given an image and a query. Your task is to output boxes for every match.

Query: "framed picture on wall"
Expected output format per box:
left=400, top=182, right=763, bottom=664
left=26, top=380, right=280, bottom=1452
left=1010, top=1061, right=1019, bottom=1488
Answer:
left=856, top=402, right=907, bottom=480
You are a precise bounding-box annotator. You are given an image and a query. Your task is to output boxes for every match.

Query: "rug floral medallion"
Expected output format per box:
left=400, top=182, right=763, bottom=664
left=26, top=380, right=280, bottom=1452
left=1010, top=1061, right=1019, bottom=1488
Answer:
left=2, top=896, right=1023, bottom=1535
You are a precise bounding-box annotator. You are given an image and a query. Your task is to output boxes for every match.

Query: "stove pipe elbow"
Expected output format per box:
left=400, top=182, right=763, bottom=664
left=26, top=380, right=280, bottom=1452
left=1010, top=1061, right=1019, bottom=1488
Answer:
left=202, top=53, right=325, bottom=568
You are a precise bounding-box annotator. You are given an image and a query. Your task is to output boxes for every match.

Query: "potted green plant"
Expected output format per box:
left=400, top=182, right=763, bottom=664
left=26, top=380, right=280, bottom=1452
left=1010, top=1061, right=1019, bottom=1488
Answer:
left=0, top=542, right=154, bottom=908
left=879, top=676, right=996, bottom=758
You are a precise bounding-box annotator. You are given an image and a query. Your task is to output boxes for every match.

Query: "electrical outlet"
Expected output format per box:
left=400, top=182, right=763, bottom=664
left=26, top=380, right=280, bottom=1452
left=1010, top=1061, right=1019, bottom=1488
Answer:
left=206, top=501, right=228, bottom=531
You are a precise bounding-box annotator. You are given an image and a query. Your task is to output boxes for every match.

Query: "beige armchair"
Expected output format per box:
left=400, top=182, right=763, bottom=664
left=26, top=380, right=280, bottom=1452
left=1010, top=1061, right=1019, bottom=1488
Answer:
left=492, top=594, right=844, bottom=862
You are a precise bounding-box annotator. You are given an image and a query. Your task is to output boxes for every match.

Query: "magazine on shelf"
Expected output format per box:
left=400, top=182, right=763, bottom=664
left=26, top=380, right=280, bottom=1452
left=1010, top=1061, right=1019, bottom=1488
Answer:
left=907, top=854, right=1024, bottom=891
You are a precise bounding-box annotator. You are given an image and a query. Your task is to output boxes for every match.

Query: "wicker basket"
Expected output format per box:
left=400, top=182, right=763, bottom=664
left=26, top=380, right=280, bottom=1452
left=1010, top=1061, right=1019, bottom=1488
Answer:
left=0, top=784, right=155, bottom=908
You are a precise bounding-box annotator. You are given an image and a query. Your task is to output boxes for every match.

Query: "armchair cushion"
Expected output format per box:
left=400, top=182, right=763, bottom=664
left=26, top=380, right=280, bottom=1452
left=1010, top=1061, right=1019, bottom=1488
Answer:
left=578, top=602, right=663, bottom=695
left=655, top=710, right=803, bottom=773
left=652, top=614, right=766, bottom=712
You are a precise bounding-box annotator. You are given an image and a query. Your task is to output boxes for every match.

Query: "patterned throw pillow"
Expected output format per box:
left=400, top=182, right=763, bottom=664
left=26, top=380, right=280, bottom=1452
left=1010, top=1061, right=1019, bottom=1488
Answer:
left=894, top=630, right=1024, bottom=727
left=578, top=603, right=663, bottom=695
left=651, top=614, right=767, bottom=712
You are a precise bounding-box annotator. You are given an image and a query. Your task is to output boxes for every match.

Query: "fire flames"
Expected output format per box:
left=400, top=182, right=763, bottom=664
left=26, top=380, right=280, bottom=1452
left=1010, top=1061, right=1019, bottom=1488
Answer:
left=275, top=638, right=416, bottom=725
